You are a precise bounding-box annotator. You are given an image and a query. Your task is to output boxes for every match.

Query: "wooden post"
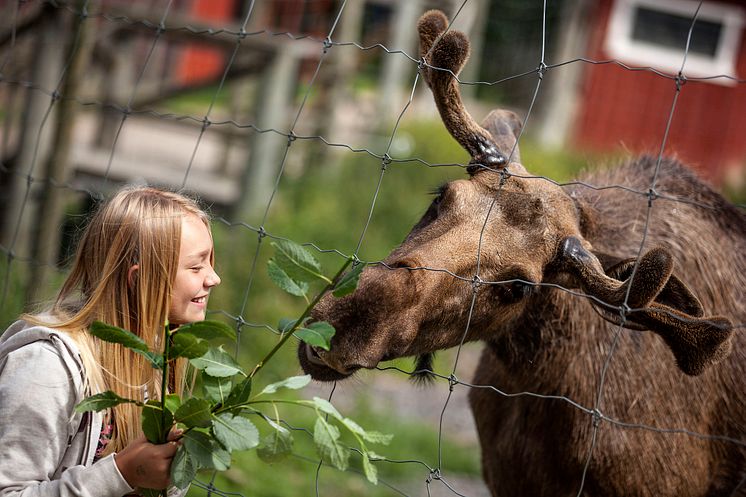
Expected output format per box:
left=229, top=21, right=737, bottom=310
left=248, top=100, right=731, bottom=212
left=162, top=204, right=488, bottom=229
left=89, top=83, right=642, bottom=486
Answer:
left=536, top=0, right=592, bottom=148
left=304, top=0, right=365, bottom=171
left=27, top=3, right=96, bottom=302
left=232, top=45, right=300, bottom=221
left=378, top=0, right=423, bottom=124
left=1, top=11, right=64, bottom=264
left=458, top=0, right=489, bottom=100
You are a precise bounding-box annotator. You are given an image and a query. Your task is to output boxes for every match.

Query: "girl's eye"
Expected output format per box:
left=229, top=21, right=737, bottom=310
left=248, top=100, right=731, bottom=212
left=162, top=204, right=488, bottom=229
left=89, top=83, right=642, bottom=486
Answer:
left=190, top=266, right=203, bottom=272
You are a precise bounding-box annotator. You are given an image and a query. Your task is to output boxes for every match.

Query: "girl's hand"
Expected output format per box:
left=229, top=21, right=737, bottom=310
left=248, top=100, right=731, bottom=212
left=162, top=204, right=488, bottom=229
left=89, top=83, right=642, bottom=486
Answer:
left=114, top=428, right=183, bottom=490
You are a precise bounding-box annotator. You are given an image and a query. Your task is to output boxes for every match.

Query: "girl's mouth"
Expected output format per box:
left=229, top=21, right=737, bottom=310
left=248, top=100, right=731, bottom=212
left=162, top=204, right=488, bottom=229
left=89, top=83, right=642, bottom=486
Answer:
left=191, top=295, right=207, bottom=305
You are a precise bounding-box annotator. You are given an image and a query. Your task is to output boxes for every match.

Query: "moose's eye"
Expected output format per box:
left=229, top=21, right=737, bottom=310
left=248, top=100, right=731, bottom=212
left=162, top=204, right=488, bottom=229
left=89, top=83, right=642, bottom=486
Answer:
left=491, top=273, right=535, bottom=304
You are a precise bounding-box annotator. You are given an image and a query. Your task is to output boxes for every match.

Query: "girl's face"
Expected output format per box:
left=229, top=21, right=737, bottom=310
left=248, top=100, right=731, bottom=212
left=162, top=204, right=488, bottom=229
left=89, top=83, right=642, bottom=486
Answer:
left=169, top=214, right=221, bottom=325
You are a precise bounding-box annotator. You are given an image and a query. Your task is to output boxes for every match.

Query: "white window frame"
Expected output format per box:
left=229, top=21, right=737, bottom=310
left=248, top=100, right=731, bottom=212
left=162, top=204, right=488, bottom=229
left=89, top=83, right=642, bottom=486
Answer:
left=605, top=0, right=744, bottom=85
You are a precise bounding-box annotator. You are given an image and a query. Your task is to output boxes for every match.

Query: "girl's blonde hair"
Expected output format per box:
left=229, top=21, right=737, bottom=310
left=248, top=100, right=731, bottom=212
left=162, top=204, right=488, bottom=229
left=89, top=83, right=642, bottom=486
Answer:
left=26, top=186, right=213, bottom=455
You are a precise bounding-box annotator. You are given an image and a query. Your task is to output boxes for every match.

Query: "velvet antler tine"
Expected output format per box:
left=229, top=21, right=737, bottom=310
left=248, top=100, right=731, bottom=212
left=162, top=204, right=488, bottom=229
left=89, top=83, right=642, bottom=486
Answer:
left=417, top=10, right=505, bottom=173
left=417, top=10, right=448, bottom=57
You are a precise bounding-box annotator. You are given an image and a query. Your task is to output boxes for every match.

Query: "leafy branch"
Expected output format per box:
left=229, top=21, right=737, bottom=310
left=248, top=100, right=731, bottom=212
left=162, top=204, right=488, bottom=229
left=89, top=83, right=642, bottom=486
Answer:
left=74, top=239, right=385, bottom=490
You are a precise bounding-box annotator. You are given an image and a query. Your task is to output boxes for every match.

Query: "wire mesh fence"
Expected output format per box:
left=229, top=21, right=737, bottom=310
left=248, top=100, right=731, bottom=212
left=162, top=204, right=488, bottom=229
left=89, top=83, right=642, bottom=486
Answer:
left=0, top=0, right=744, bottom=496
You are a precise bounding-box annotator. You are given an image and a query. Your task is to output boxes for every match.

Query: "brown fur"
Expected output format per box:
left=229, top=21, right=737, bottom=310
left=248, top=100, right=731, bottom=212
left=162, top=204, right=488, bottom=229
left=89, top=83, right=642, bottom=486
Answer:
left=298, top=10, right=745, bottom=496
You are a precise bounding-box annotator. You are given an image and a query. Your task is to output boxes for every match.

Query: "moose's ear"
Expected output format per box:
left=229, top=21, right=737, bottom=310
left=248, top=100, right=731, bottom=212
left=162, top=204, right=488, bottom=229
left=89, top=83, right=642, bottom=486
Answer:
left=480, top=109, right=523, bottom=163
left=556, top=237, right=733, bottom=376
left=604, top=256, right=704, bottom=318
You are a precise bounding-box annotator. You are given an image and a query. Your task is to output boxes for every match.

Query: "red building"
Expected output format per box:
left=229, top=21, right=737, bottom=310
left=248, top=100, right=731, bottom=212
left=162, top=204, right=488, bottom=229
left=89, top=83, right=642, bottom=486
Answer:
left=566, top=0, right=745, bottom=182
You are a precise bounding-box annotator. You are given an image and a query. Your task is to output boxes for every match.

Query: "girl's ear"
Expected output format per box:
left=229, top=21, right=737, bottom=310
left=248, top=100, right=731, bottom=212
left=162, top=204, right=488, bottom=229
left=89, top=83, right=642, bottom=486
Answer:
left=127, top=264, right=139, bottom=289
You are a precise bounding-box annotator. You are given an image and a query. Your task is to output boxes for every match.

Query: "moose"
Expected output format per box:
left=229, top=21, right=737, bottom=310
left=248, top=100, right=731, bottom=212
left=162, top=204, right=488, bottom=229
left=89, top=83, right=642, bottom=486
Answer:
left=299, top=10, right=745, bottom=496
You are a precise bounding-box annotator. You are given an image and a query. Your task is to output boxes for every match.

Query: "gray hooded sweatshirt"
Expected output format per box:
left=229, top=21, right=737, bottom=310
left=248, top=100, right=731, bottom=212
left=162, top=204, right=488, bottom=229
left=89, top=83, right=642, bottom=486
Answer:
left=0, top=319, right=135, bottom=496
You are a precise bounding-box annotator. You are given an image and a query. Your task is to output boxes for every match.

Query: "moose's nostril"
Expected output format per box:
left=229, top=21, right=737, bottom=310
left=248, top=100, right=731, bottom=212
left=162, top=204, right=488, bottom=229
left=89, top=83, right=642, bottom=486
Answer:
left=305, top=343, right=326, bottom=366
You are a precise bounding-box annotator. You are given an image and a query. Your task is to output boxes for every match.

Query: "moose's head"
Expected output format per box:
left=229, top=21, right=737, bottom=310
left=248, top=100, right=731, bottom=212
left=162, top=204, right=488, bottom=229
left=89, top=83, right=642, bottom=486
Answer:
left=299, top=10, right=732, bottom=381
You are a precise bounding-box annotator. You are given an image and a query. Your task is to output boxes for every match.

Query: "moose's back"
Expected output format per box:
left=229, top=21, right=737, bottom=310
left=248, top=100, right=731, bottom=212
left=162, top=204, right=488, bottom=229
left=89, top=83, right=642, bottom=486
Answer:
left=470, top=156, right=746, bottom=496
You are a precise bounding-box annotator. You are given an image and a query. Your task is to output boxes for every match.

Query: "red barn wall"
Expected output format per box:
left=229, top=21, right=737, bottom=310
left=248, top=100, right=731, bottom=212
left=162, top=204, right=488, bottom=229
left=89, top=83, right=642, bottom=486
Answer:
left=573, top=0, right=746, bottom=182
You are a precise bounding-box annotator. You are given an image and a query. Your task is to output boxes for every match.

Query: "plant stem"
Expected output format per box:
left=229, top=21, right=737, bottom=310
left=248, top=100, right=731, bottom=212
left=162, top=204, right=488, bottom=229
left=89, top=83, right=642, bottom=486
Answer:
left=249, top=258, right=352, bottom=379
left=160, top=324, right=171, bottom=443
left=159, top=324, right=170, bottom=497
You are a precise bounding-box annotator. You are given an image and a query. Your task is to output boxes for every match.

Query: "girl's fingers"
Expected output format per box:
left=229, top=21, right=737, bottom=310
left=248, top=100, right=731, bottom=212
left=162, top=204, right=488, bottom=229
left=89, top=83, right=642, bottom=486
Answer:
left=167, top=427, right=184, bottom=442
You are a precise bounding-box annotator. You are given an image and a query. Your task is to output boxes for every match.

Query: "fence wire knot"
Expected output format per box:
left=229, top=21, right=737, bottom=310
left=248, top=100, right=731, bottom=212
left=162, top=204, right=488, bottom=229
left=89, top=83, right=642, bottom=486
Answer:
left=51, top=90, right=61, bottom=102
left=235, top=314, right=248, bottom=329
left=204, top=481, right=218, bottom=497
left=417, top=57, right=427, bottom=71
left=592, top=408, right=603, bottom=428
left=426, top=468, right=442, bottom=483
left=537, top=61, right=548, bottom=80
left=237, top=28, right=247, bottom=40
left=323, top=36, right=333, bottom=53
left=647, top=188, right=659, bottom=206
left=381, top=153, right=392, bottom=170
left=287, top=131, right=297, bottom=147
left=257, top=226, right=267, bottom=240
left=201, top=117, right=212, bottom=130
left=675, top=73, right=687, bottom=91
left=448, top=373, right=458, bottom=392
left=618, top=303, right=631, bottom=325
left=471, top=275, right=483, bottom=292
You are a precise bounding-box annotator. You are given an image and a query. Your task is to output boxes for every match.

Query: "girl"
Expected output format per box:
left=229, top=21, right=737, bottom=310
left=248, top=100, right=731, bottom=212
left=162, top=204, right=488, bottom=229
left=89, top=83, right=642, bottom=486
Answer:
left=0, top=186, right=221, bottom=496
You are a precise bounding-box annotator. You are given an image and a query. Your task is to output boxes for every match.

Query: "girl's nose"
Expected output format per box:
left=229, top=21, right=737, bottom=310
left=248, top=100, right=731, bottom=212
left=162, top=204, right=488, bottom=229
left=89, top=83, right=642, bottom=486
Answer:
left=206, top=267, right=221, bottom=287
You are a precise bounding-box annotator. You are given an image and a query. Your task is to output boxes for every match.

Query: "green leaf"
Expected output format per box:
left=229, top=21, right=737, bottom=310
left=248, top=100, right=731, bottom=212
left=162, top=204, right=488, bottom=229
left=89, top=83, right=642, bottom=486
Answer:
left=202, top=373, right=232, bottom=404
left=141, top=401, right=173, bottom=444
left=164, top=394, right=182, bottom=414
left=259, top=375, right=311, bottom=395
left=170, top=445, right=197, bottom=489
left=183, top=431, right=231, bottom=471
left=312, top=397, right=342, bottom=421
left=257, top=429, right=293, bottom=463
left=313, top=417, right=348, bottom=471
left=135, top=350, right=163, bottom=369
left=271, top=240, right=325, bottom=283
left=74, top=391, right=139, bottom=413
left=340, top=415, right=394, bottom=445
left=213, top=413, right=260, bottom=451
left=90, top=321, right=149, bottom=352
left=178, top=320, right=236, bottom=341
left=278, top=317, right=298, bottom=334
left=333, top=261, right=365, bottom=297
left=263, top=417, right=290, bottom=434
left=170, top=333, right=209, bottom=359
left=360, top=430, right=394, bottom=445
left=362, top=453, right=379, bottom=484
left=294, top=322, right=335, bottom=351
left=224, top=377, right=252, bottom=410
left=189, top=347, right=244, bottom=378
left=267, top=259, right=309, bottom=297
left=174, top=398, right=213, bottom=428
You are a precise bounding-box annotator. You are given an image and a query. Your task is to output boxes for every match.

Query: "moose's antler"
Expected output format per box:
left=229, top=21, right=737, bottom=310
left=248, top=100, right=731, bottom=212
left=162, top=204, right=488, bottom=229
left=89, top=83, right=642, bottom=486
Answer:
left=559, top=237, right=733, bottom=375
left=418, top=10, right=507, bottom=173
